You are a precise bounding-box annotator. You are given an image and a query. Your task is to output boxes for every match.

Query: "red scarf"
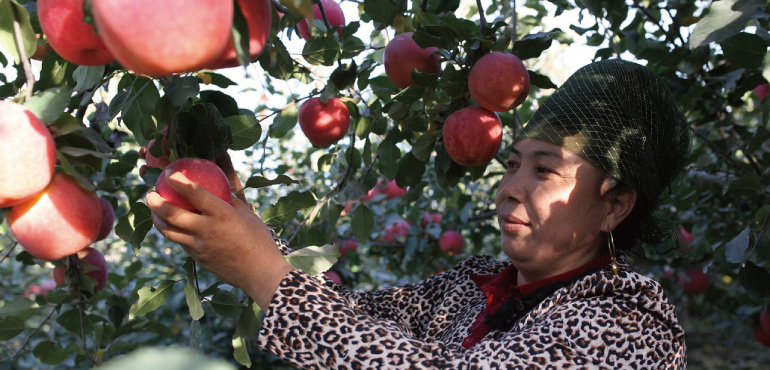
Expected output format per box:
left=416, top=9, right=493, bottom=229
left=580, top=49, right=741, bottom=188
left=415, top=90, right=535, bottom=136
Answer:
left=462, top=252, right=612, bottom=348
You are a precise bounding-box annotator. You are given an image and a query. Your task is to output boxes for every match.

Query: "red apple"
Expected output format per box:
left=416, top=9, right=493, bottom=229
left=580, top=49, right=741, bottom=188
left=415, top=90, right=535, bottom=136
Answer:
left=145, top=138, right=171, bottom=169
left=0, top=101, right=56, bottom=208
left=8, top=173, right=102, bottom=261
left=298, top=97, right=350, bottom=148
left=296, top=0, right=346, bottom=41
left=442, top=106, right=503, bottom=167
left=383, top=32, right=441, bottom=88
left=208, top=0, right=272, bottom=68
left=420, top=212, right=443, bottom=228
left=384, top=219, right=410, bottom=243
left=755, top=84, right=770, bottom=101
left=468, top=51, right=530, bottom=112
left=678, top=269, right=709, bottom=294
left=95, top=198, right=115, bottom=241
left=324, top=270, right=343, bottom=284
left=53, top=247, right=109, bottom=291
left=23, top=279, right=56, bottom=298
left=761, top=309, right=770, bottom=336
left=384, top=180, right=406, bottom=199
left=336, top=239, right=358, bottom=258
left=439, top=230, right=464, bottom=256
left=91, top=0, right=233, bottom=77
left=38, top=0, right=115, bottom=66
left=678, top=227, right=694, bottom=245
left=754, top=327, right=770, bottom=348
left=361, top=187, right=381, bottom=203
left=155, top=158, right=232, bottom=213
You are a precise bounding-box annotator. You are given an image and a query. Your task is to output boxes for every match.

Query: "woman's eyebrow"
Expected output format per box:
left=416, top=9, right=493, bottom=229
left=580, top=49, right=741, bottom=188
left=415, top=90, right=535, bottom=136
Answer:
left=510, top=148, right=562, bottom=159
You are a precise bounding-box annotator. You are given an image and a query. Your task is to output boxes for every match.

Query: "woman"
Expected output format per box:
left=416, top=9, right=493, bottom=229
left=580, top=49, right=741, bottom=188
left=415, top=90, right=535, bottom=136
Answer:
left=146, top=59, right=689, bottom=368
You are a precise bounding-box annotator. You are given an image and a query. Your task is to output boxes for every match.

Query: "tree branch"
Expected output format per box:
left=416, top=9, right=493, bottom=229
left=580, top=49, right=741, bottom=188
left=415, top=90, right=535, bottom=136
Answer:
left=271, top=0, right=288, bottom=14
left=315, top=0, right=333, bottom=32
left=475, top=0, right=489, bottom=31
left=11, top=298, right=66, bottom=360
left=0, top=242, right=16, bottom=265
left=10, top=4, right=35, bottom=99
left=70, top=255, right=100, bottom=366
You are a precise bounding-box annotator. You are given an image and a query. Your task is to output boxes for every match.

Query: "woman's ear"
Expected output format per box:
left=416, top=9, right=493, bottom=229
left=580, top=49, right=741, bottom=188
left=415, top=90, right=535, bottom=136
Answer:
left=601, top=185, right=637, bottom=233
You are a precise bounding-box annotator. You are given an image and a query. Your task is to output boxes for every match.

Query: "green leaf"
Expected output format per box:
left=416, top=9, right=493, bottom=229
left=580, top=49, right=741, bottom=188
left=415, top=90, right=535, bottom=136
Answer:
left=231, top=0, right=251, bottom=66
left=35, top=54, right=77, bottom=91
left=0, top=0, right=36, bottom=64
left=512, top=30, right=560, bottom=60
left=200, top=90, right=239, bottom=117
left=33, top=341, right=67, bottom=365
left=98, top=347, right=238, bottom=370
left=122, top=78, right=160, bottom=145
left=129, top=280, right=178, bottom=320
left=528, top=70, right=557, bottom=89
left=364, top=0, right=407, bottom=25
left=302, top=36, right=341, bottom=66
left=184, top=258, right=204, bottom=321
left=269, top=104, right=299, bottom=138
left=726, top=174, right=762, bottom=196
left=284, top=245, right=340, bottom=276
left=279, top=0, right=314, bottom=18
left=225, top=114, right=262, bottom=150
left=725, top=227, right=750, bottom=264
left=330, top=61, right=358, bottom=90
left=115, top=202, right=154, bottom=251
left=197, top=71, right=237, bottom=88
left=164, top=76, right=200, bottom=107
left=0, top=316, right=25, bottom=340
left=231, top=302, right=261, bottom=368
left=73, top=65, right=105, bottom=93
left=56, top=309, right=92, bottom=334
left=720, top=32, right=768, bottom=69
left=23, top=87, right=73, bottom=125
left=738, top=261, right=770, bottom=298
left=689, top=0, right=766, bottom=49
left=377, top=136, right=401, bottom=179
left=210, top=291, right=244, bottom=319
left=262, top=190, right=316, bottom=226
left=0, top=297, right=37, bottom=320
left=178, top=103, right=232, bottom=160
left=411, top=132, right=437, bottom=161
left=243, top=174, right=299, bottom=188
left=351, top=205, right=374, bottom=242
left=49, top=113, right=83, bottom=136
left=396, top=153, right=427, bottom=187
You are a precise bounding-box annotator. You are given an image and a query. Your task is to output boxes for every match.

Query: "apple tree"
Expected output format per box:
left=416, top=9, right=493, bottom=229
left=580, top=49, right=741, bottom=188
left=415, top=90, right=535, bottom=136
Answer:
left=0, top=0, right=769, bottom=368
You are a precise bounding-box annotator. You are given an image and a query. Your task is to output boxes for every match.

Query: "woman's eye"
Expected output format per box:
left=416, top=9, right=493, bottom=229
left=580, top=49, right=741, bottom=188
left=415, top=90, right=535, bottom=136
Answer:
left=506, top=161, right=519, bottom=169
left=536, top=166, right=552, bottom=174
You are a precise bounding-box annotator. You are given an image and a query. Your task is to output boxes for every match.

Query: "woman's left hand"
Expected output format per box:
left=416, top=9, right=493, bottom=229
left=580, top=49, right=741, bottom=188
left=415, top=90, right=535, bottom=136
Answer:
left=145, top=170, right=294, bottom=308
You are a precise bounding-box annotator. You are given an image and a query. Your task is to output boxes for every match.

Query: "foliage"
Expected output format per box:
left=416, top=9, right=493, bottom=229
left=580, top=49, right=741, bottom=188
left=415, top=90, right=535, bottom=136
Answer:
left=0, top=0, right=769, bottom=368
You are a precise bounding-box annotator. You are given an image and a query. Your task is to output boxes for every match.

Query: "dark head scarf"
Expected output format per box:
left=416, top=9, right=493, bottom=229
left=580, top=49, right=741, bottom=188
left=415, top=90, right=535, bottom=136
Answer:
left=515, top=59, right=691, bottom=250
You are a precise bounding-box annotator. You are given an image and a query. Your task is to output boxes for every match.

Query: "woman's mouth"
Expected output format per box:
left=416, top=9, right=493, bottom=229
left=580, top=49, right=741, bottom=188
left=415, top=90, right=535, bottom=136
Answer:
left=500, top=215, right=530, bottom=232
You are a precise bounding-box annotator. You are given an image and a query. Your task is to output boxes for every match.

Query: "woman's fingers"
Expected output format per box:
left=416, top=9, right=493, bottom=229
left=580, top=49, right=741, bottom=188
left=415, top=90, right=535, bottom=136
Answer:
left=146, top=191, right=204, bottom=232
left=165, top=170, right=233, bottom=217
left=150, top=212, right=198, bottom=248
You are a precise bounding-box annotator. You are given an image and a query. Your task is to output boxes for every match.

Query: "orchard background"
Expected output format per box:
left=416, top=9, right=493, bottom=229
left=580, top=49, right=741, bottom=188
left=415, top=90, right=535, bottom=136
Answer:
left=1, top=0, right=770, bottom=368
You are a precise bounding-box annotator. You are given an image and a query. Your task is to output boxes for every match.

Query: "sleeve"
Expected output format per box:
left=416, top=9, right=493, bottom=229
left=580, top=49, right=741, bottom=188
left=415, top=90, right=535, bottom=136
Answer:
left=257, top=270, right=687, bottom=369
left=268, top=229, right=476, bottom=336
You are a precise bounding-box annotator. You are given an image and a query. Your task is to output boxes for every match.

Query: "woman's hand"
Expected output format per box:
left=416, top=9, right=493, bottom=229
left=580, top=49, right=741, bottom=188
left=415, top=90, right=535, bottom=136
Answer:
left=145, top=170, right=294, bottom=308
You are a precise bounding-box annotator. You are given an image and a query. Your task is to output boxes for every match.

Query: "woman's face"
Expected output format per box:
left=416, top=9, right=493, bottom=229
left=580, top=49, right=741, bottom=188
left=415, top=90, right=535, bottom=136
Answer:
left=495, top=139, right=611, bottom=281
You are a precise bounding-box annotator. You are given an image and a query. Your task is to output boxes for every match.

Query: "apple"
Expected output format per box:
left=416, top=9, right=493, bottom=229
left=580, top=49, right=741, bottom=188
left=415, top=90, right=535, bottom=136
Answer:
left=155, top=158, right=232, bottom=213
left=678, top=269, right=709, bottom=294
left=468, top=51, right=530, bottom=112
left=420, top=212, right=442, bottom=228
left=439, top=230, right=464, bottom=256
left=384, top=180, right=406, bottom=199
left=761, top=308, right=770, bottom=336
left=38, top=0, right=115, bottom=66
left=208, top=0, right=272, bottom=68
left=0, top=101, right=56, bottom=208
left=324, top=270, right=343, bottom=285
left=755, top=84, right=770, bottom=101
left=678, top=227, right=694, bottom=245
left=383, top=32, right=441, bottom=88
left=95, top=198, right=115, bottom=241
left=442, top=106, right=503, bottom=167
left=91, top=0, right=233, bottom=77
left=145, top=138, right=171, bottom=169
left=754, top=328, right=770, bottom=348
left=296, top=0, right=346, bottom=41
left=23, top=279, right=56, bottom=298
left=336, top=239, right=358, bottom=258
left=384, top=219, right=410, bottom=243
left=361, top=186, right=381, bottom=203
left=53, top=247, right=109, bottom=291
left=298, top=97, right=350, bottom=148
left=8, top=173, right=102, bottom=261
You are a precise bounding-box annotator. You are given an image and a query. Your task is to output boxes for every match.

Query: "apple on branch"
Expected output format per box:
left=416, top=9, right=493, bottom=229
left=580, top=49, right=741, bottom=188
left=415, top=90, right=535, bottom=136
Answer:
left=95, top=197, right=116, bottom=242
left=442, top=106, right=503, bottom=167
left=208, top=0, right=272, bottom=68
left=383, top=180, right=406, bottom=199
left=296, top=0, right=346, bottom=41
left=9, top=173, right=102, bottom=261
left=678, top=269, right=709, bottom=294
left=38, top=0, right=115, bottom=66
left=468, top=51, right=530, bottom=112
left=298, top=97, right=350, bottom=148
left=383, top=32, right=441, bottom=89
left=91, top=0, right=234, bottom=76
left=155, top=158, right=232, bottom=213
left=0, top=101, right=56, bottom=208
left=439, top=230, right=464, bottom=256
left=54, top=247, right=109, bottom=291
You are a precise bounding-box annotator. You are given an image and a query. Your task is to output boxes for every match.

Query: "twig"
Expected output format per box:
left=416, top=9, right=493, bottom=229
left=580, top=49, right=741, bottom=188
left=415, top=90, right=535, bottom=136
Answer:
left=10, top=4, right=35, bottom=99
left=0, top=242, right=16, bottom=264
left=315, top=0, right=333, bottom=32
left=70, top=255, right=100, bottom=365
left=11, top=298, right=66, bottom=360
left=215, top=153, right=249, bottom=206
left=192, top=260, right=202, bottom=300
left=271, top=0, right=288, bottom=14
left=475, top=0, right=488, bottom=31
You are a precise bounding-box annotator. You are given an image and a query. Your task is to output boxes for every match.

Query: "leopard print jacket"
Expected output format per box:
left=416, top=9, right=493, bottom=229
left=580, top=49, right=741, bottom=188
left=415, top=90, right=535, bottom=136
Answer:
left=257, top=238, right=686, bottom=369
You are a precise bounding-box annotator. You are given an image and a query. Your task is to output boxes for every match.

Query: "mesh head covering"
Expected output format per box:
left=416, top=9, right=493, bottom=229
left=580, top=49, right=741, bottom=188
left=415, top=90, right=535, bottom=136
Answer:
left=516, top=59, right=690, bottom=249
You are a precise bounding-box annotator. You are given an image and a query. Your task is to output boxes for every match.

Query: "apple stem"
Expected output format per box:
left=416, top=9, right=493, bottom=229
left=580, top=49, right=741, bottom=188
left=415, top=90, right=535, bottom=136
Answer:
left=215, top=153, right=249, bottom=206
left=10, top=3, right=35, bottom=100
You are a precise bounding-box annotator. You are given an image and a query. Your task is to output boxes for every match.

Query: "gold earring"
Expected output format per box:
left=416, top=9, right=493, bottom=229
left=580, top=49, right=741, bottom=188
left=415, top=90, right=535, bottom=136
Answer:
left=608, top=230, right=618, bottom=275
